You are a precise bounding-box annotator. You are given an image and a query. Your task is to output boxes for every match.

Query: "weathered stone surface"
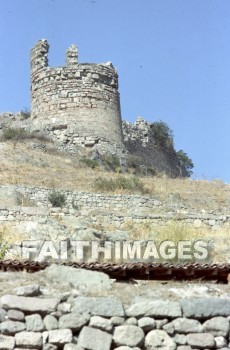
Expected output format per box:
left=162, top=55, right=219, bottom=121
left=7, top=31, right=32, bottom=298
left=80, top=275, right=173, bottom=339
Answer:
left=44, top=265, right=111, bottom=292
left=89, top=315, right=113, bottom=332
left=78, top=326, right=112, bottom=350
left=73, top=296, right=124, bottom=317
left=124, top=317, right=137, bottom=325
left=172, top=318, right=203, bottom=334
left=43, top=315, right=58, bottom=331
left=113, top=325, right=144, bottom=347
left=1, top=295, right=59, bottom=314
left=202, top=316, right=229, bottom=337
left=126, top=300, right=181, bottom=318
left=181, top=298, right=230, bottom=318
left=0, top=320, right=26, bottom=335
left=13, top=284, right=40, bottom=297
left=145, top=330, right=176, bottom=350
left=110, top=316, right=125, bottom=326
left=177, top=347, right=192, bottom=350
left=59, top=313, right=89, bottom=331
left=25, top=314, right=45, bottom=331
left=138, top=317, right=155, bottom=331
left=48, top=329, right=73, bottom=344
left=215, top=336, right=227, bottom=348
left=155, top=319, right=168, bottom=329
left=186, top=333, right=215, bottom=348
left=0, top=334, right=15, bottom=350
left=43, top=344, right=58, bottom=350
left=15, top=331, right=43, bottom=348
left=63, top=344, right=81, bottom=350
left=58, top=302, right=71, bottom=314
left=173, top=334, right=187, bottom=345
left=0, top=308, right=7, bottom=322
left=114, top=347, right=141, bottom=350
left=7, top=309, right=25, bottom=321
left=163, top=322, right=174, bottom=335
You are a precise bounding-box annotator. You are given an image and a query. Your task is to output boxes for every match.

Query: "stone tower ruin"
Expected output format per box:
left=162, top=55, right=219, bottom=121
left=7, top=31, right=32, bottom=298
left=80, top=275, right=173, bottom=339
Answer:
left=30, top=39, right=124, bottom=154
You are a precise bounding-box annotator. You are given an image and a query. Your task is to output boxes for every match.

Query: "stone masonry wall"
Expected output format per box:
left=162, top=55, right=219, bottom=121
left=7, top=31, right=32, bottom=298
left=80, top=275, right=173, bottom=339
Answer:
left=1, top=268, right=230, bottom=350
left=0, top=185, right=229, bottom=230
left=30, top=40, right=124, bottom=154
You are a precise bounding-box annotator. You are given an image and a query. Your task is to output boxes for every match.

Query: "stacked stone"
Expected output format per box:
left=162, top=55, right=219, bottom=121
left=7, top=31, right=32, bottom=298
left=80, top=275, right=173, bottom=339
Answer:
left=30, top=40, right=124, bottom=155
left=1, top=283, right=230, bottom=349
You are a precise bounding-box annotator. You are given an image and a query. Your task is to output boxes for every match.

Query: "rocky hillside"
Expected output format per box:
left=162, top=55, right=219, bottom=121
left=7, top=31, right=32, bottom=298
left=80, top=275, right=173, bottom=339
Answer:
left=123, top=118, right=193, bottom=178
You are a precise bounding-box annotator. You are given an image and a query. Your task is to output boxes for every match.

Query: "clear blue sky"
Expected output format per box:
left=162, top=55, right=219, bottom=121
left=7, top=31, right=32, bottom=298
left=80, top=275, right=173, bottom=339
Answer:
left=0, top=0, right=230, bottom=182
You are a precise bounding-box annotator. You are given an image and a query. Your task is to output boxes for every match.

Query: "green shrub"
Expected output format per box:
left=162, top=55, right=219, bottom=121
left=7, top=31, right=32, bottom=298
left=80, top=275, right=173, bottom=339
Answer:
left=2, top=128, right=30, bottom=141
left=150, top=120, right=174, bottom=150
left=176, top=150, right=194, bottom=177
left=101, top=154, right=120, bottom=171
left=127, top=155, right=143, bottom=169
left=94, top=176, right=148, bottom=194
left=48, top=190, right=66, bottom=207
left=80, top=157, right=99, bottom=169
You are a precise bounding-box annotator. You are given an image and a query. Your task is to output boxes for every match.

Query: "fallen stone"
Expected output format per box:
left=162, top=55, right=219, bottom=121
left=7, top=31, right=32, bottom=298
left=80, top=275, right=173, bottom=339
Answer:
left=44, top=264, right=111, bottom=292
left=0, top=334, right=15, bottom=350
left=0, top=320, right=26, bottom=335
left=25, top=314, right=45, bottom=332
left=202, top=317, right=229, bottom=337
left=145, top=329, right=176, bottom=350
left=186, top=333, right=215, bottom=348
left=1, top=295, right=59, bottom=314
left=15, top=331, right=43, bottom=348
left=43, top=315, right=59, bottom=331
left=13, top=284, right=40, bottom=297
left=7, top=309, right=25, bottom=321
left=181, top=298, right=230, bottom=318
left=59, top=313, right=89, bottom=331
left=78, top=326, right=112, bottom=350
left=113, top=325, right=145, bottom=347
left=48, top=329, right=73, bottom=345
left=126, top=300, right=182, bottom=318
left=73, top=296, right=124, bottom=317
left=89, top=315, right=113, bottom=332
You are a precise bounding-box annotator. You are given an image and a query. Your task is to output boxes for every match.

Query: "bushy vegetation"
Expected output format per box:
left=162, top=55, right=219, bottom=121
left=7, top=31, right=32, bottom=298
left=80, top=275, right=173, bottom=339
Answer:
left=0, top=230, right=8, bottom=260
left=150, top=120, right=174, bottom=150
left=148, top=120, right=194, bottom=177
left=176, top=150, right=194, bottom=177
left=48, top=190, right=67, bottom=207
left=94, top=175, right=148, bottom=194
left=101, top=154, right=120, bottom=172
left=127, top=155, right=157, bottom=176
left=2, top=128, right=31, bottom=141
left=80, top=157, right=99, bottom=169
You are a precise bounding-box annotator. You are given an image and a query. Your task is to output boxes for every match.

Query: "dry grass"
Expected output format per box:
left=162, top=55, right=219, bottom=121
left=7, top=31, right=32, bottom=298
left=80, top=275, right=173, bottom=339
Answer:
left=0, top=141, right=229, bottom=206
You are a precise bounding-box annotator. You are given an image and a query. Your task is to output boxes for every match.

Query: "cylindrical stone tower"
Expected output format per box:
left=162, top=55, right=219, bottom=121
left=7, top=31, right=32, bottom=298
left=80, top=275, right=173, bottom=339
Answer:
left=30, top=39, right=124, bottom=152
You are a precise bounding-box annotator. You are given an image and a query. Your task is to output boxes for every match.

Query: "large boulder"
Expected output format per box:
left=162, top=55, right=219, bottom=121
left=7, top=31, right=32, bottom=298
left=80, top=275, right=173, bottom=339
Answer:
left=44, top=264, right=111, bottom=293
